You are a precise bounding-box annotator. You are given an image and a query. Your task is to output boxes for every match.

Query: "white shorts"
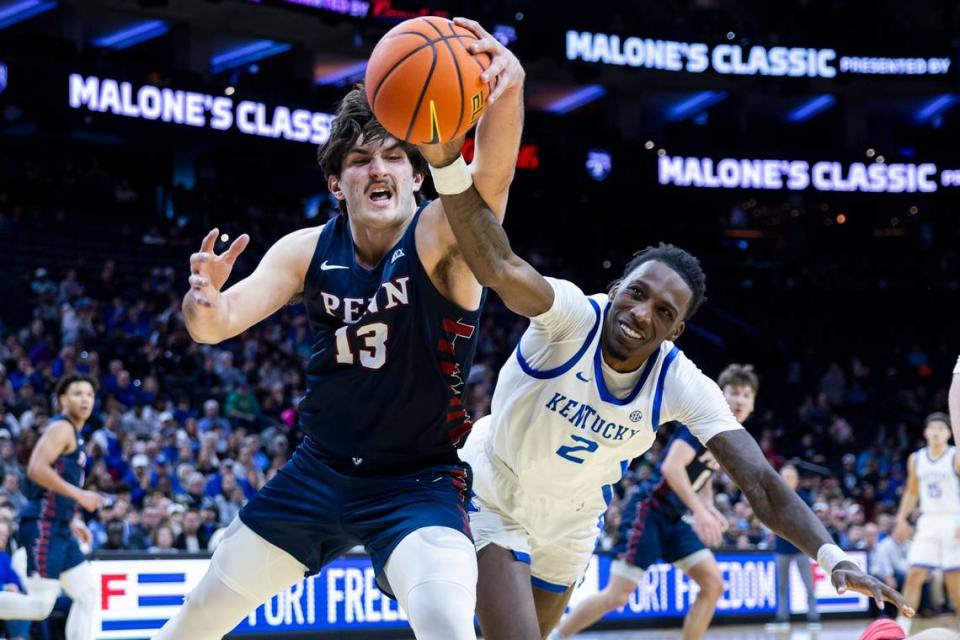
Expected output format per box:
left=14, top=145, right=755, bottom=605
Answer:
left=907, top=515, right=960, bottom=571
left=462, top=417, right=597, bottom=591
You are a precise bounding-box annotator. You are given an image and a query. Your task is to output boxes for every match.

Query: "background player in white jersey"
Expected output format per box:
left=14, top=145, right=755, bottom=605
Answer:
left=950, top=356, right=960, bottom=463
left=893, top=412, right=960, bottom=634
left=418, top=143, right=914, bottom=639
left=553, top=365, right=757, bottom=640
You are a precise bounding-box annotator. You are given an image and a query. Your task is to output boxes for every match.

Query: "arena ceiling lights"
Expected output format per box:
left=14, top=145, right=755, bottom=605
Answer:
left=666, top=91, right=728, bottom=122
left=210, top=40, right=292, bottom=74
left=786, top=94, right=837, bottom=123
left=92, top=19, right=169, bottom=50
left=0, top=0, right=56, bottom=30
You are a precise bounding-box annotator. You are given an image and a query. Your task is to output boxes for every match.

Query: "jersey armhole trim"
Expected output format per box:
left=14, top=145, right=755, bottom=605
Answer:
left=514, top=298, right=601, bottom=379
left=651, top=346, right=681, bottom=429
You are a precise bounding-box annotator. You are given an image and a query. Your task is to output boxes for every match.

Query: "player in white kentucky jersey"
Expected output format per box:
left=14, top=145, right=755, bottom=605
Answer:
left=894, top=412, right=960, bottom=634
left=418, top=146, right=914, bottom=640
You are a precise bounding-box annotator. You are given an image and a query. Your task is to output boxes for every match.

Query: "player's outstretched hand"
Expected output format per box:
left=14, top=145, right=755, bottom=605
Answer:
left=188, top=228, right=250, bottom=308
left=454, top=17, right=524, bottom=104
left=832, top=561, right=915, bottom=617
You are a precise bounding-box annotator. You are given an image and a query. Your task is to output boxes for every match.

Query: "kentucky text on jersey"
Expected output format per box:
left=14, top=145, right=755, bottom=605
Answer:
left=544, top=392, right=644, bottom=442
left=319, top=276, right=411, bottom=324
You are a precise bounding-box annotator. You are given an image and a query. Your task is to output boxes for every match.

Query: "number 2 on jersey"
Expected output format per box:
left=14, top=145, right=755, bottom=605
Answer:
left=335, top=322, right=389, bottom=369
left=556, top=435, right=599, bottom=464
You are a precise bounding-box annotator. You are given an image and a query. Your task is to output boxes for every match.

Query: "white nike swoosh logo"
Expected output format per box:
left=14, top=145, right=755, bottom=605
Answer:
left=320, top=260, right=349, bottom=271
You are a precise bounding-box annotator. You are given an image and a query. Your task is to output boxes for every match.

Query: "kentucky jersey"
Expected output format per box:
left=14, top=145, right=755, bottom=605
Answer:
left=462, top=278, right=742, bottom=545
left=21, top=415, right=85, bottom=523
left=915, top=446, right=960, bottom=516
left=298, top=203, right=483, bottom=474
left=645, top=422, right=717, bottom=520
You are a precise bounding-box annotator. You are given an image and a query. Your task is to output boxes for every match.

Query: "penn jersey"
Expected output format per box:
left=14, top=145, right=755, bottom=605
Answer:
left=20, top=415, right=85, bottom=523
left=474, top=278, right=742, bottom=539
left=298, top=202, right=484, bottom=474
left=915, top=446, right=960, bottom=516
left=645, top=422, right=716, bottom=520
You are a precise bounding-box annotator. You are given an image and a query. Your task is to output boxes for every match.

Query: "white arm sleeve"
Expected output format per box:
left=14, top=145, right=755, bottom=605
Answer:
left=659, top=352, right=744, bottom=445
left=516, top=278, right=600, bottom=370
left=954, top=355, right=960, bottom=374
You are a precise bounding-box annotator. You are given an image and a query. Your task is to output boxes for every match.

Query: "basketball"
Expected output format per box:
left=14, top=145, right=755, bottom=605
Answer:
left=858, top=619, right=906, bottom=640
left=365, top=16, right=491, bottom=144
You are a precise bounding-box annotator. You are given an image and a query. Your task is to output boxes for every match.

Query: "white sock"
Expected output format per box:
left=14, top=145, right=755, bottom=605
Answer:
left=896, top=614, right=911, bottom=634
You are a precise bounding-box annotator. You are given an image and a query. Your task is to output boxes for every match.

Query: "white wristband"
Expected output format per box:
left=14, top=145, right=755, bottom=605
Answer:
left=428, top=155, right=473, bottom=195
left=817, top=543, right=852, bottom=573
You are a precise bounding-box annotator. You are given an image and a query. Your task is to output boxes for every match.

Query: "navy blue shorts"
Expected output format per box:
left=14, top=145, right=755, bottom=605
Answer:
left=19, top=519, right=86, bottom=579
left=614, top=497, right=705, bottom=569
left=239, top=442, right=473, bottom=597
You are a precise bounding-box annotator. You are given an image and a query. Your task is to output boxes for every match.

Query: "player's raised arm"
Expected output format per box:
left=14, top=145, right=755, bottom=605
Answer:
left=419, top=153, right=553, bottom=317
left=705, top=429, right=914, bottom=616
left=452, top=17, right=523, bottom=220
left=183, top=226, right=318, bottom=344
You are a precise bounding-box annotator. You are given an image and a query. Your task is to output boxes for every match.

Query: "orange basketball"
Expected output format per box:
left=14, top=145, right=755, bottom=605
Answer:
left=365, top=17, right=491, bottom=144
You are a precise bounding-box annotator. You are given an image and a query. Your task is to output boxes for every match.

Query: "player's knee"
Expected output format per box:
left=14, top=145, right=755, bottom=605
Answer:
left=406, top=580, right=475, bottom=640
left=696, top=572, right=724, bottom=601
left=906, top=567, right=929, bottom=583
left=605, top=584, right=633, bottom=610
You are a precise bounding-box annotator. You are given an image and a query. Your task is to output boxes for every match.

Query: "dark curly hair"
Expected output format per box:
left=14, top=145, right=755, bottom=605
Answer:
left=54, top=373, right=98, bottom=399
left=317, top=84, right=427, bottom=216
left=620, top=243, right=707, bottom=319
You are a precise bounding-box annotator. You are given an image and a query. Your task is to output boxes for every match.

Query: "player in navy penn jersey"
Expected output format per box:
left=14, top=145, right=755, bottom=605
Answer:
left=14, top=374, right=104, bottom=640
left=156, top=18, right=524, bottom=640
left=555, top=364, right=758, bottom=640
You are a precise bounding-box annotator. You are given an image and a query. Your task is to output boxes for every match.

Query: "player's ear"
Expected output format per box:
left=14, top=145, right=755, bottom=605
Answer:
left=412, top=169, right=424, bottom=192
left=607, top=278, right=622, bottom=297
left=669, top=320, right=685, bottom=342
left=328, top=175, right=345, bottom=200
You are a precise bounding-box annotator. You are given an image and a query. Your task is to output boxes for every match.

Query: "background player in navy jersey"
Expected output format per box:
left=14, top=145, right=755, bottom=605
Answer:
left=554, top=364, right=758, bottom=640
left=416, top=146, right=914, bottom=639
left=16, top=373, right=103, bottom=640
left=156, top=18, right=523, bottom=640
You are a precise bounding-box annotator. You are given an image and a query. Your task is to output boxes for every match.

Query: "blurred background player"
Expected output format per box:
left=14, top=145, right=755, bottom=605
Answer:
left=16, top=374, right=103, bottom=640
left=420, top=147, right=914, bottom=639
left=894, top=412, right=960, bottom=634
left=766, top=463, right=820, bottom=631
left=555, top=364, right=757, bottom=640
left=156, top=18, right=524, bottom=640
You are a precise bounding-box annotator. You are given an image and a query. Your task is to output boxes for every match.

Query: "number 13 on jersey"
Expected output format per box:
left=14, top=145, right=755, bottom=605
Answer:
left=335, top=322, right=389, bottom=369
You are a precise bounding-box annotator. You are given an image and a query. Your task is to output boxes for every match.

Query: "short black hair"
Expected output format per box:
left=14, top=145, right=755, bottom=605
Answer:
left=621, top=243, right=707, bottom=319
left=54, top=373, right=98, bottom=399
left=925, top=412, right=950, bottom=428
left=317, top=84, right=427, bottom=216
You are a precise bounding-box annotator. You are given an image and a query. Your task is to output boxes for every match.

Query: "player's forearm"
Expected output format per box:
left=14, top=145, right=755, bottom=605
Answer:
left=182, top=291, right=231, bottom=344
left=663, top=464, right=708, bottom=516
left=472, top=83, right=524, bottom=218
left=895, top=491, right=918, bottom=525
left=436, top=186, right=552, bottom=317
left=27, top=462, right=82, bottom=502
left=708, top=430, right=833, bottom=558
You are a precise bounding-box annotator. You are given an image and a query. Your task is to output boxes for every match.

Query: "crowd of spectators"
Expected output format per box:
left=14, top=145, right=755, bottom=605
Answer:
left=0, top=149, right=956, bottom=628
